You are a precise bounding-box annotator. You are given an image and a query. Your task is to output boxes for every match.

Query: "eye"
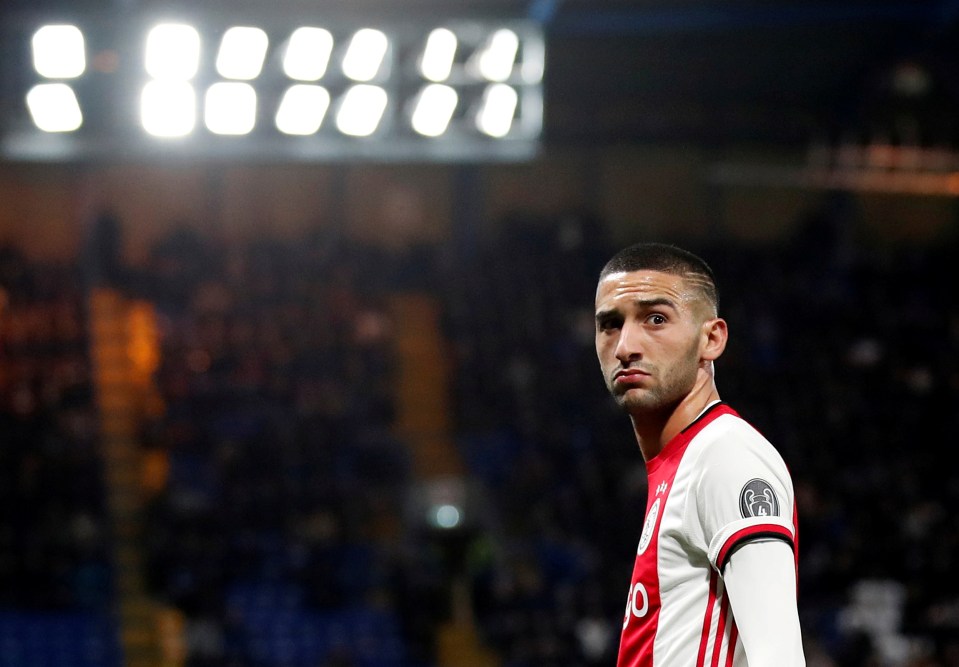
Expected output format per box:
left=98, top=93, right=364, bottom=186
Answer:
left=647, top=313, right=667, bottom=326
left=597, top=315, right=622, bottom=332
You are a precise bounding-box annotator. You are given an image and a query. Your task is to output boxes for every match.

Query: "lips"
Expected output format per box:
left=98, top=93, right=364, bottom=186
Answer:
left=613, top=368, right=650, bottom=383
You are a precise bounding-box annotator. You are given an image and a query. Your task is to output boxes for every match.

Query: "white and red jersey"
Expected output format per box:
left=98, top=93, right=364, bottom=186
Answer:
left=617, top=402, right=799, bottom=667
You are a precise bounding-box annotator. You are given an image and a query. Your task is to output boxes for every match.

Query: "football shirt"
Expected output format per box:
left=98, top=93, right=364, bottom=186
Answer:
left=617, top=402, right=798, bottom=667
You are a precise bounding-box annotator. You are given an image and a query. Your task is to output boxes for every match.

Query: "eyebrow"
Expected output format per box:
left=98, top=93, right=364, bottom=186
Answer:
left=594, top=298, right=678, bottom=323
left=594, top=308, right=619, bottom=324
left=635, top=297, right=677, bottom=310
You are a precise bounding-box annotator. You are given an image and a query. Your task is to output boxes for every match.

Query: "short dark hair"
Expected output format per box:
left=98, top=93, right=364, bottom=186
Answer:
left=599, top=242, right=719, bottom=313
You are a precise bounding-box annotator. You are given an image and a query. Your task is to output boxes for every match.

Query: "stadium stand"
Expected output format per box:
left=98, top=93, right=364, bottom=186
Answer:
left=0, top=246, right=121, bottom=666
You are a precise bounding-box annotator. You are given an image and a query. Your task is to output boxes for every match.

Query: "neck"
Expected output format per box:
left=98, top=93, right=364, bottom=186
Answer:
left=629, top=376, right=721, bottom=462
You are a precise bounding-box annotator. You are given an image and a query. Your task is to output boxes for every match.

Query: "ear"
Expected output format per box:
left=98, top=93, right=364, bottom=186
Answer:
left=701, top=317, right=727, bottom=362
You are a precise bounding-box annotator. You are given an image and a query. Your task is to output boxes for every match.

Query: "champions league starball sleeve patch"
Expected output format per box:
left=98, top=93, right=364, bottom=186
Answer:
left=739, top=478, right=780, bottom=518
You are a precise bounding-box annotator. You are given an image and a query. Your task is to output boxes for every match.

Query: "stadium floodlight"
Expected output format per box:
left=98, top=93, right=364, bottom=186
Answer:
left=473, top=28, right=519, bottom=82
left=342, top=29, right=388, bottom=82
left=26, top=83, right=83, bottom=132
left=420, top=28, right=457, bottom=82
left=7, top=17, right=544, bottom=161
left=276, top=85, right=330, bottom=135
left=336, top=84, right=388, bottom=136
left=216, top=26, right=269, bottom=80
left=32, top=25, right=85, bottom=79
left=476, top=83, right=517, bottom=137
left=141, top=80, right=196, bottom=137
left=411, top=84, right=457, bottom=137
left=283, top=27, right=334, bottom=81
left=145, top=24, right=201, bottom=80
left=205, top=82, right=257, bottom=135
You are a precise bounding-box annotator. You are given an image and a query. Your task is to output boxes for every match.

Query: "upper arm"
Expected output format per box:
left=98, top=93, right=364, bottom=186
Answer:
left=724, top=540, right=805, bottom=665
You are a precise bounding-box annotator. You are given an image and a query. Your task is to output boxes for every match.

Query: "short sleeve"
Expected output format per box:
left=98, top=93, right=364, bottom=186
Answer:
left=685, top=417, right=797, bottom=571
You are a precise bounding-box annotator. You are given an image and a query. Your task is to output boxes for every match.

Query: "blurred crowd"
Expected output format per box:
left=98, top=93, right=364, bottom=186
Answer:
left=0, top=247, right=118, bottom=665
left=1, top=195, right=958, bottom=666
left=139, top=229, right=420, bottom=667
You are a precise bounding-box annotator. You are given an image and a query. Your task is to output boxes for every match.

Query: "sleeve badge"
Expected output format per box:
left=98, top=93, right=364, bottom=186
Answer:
left=739, top=478, right=780, bottom=518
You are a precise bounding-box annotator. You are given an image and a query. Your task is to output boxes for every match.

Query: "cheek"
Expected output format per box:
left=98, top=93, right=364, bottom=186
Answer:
left=597, top=342, right=620, bottom=374
left=657, top=333, right=698, bottom=363
left=595, top=335, right=611, bottom=359
left=596, top=347, right=612, bottom=370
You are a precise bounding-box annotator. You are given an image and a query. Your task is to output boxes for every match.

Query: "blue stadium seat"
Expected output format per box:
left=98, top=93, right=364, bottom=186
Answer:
left=0, top=611, right=121, bottom=667
left=224, top=582, right=408, bottom=666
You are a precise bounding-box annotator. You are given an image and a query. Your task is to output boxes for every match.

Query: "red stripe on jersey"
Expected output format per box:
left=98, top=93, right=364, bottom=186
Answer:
left=725, top=622, right=739, bottom=667
left=696, top=571, right=719, bottom=667
left=711, top=592, right=730, bottom=667
left=716, top=524, right=794, bottom=570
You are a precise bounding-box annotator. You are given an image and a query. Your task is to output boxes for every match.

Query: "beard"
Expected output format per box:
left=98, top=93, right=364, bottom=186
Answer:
left=609, top=341, right=701, bottom=415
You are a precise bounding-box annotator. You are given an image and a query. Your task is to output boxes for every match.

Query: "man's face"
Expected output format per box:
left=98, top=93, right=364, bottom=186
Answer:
left=594, top=269, right=711, bottom=414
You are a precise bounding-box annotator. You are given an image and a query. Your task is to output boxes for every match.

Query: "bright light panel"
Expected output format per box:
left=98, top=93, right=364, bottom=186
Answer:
left=32, top=25, right=85, bottom=79
left=216, top=27, right=269, bottom=80
left=26, top=84, right=82, bottom=132
left=420, top=28, right=457, bottom=82
left=205, top=83, right=257, bottom=135
left=15, top=20, right=540, bottom=157
left=284, top=27, right=334, bottom=81
left=342, top=29, right=388, bottom=82
left=146, top=24, right=201, bottom=80
left=475, top=29, right=519, bottom=82
left=141, top=81, right=195, bottom=137
left=276, top=85, right=330, bottom=135
left=336, top=85, right=388, bottom=136
left=411, top=84, right=458, bottom=137
left=476, top=83, right=517, bottom=137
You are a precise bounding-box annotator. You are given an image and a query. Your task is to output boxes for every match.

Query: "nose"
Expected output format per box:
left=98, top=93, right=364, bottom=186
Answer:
left=614, top=319, right=643, bottom=364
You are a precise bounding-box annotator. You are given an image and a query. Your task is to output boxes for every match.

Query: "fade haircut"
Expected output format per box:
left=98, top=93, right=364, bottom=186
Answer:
left=599, top=242, right=719, bottom=314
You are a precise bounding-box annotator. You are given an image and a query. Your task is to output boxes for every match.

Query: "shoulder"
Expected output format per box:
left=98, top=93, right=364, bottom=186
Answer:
left=680, top=411, right=798, bottom=564
left=692, top=412, right=788, bottom=472
left=685, top=412, right=794, bottom=516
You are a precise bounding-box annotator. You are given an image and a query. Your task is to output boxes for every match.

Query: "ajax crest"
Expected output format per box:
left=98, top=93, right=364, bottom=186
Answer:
left=637, top=498, right=660, bottom=555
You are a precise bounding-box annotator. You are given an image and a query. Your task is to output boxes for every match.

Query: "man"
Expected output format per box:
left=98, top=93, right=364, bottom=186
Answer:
left=594, top=243, right=804, bottom=666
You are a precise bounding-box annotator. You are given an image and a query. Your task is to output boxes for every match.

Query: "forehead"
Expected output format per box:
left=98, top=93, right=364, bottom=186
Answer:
left=595, top=269, right=693, bottom=309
